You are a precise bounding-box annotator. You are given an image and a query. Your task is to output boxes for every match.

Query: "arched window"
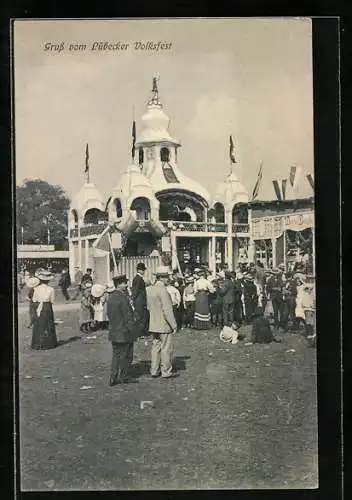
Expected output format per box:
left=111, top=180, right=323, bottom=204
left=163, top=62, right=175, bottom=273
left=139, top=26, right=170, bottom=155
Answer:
left=83, top=208, right=108, bottom=225
left=130, top=197, right=151, bottom=221
left=232, top=205, right=248, bottom=224
left=114, top=199, right=122, bottom=218
left=160, top=147, right=170, bottom=162
left=214, top=202, right=225, bottom=223
left=138, top=148, right=144, bottom=165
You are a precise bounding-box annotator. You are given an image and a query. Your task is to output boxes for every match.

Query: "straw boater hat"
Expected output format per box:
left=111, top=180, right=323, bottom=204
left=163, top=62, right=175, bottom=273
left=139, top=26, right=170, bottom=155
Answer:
left=83, top=282, right=93, bottom=290
left=36, top=270, right=53, bottom=281
left=272, top=268, right=281, bottom=274
left=278, top=263, right=286, bottom=270
left=105, top=281, right=115, bottom=293
left=27, top=276, right=40, bottom=288
left=91, top=284, right=106, bottom=298
left=155, top=266, right=171, bottom=277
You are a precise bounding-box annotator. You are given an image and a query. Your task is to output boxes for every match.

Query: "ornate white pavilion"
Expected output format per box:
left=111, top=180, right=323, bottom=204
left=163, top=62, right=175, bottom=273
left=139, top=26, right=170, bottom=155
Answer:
left=67, top=78, right=259, bottom=283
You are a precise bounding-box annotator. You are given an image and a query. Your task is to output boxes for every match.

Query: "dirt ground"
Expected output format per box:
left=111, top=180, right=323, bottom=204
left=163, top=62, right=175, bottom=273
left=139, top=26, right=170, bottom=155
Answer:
left=17, top=307, right=318, bottom=491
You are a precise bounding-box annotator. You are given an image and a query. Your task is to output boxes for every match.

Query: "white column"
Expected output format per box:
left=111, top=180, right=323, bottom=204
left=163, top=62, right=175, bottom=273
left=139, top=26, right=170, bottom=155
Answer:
left=272, top=237, right=277, bottom=268
left=78, top=239, right=82, bottom=271
left=85, top=239, right=89, bottom=271
left=211, top=235, right=216, bottom=276
left=247, top=206, right=255, bottom=263
left=227, top=210, right=233, bottom=271
left=171, top=231, right=177, bottom=270
left=68, top=241, right=75, bottom=281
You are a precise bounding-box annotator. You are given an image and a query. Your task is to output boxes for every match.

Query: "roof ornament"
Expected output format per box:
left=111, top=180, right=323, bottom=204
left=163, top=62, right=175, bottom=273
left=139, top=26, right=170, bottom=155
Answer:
left=148, top=73, right=162, bottom=107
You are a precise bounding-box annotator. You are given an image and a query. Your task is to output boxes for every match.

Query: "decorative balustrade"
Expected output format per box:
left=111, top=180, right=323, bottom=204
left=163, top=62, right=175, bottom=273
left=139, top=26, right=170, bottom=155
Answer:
left=160, top=221, right=228, bottom=233
left=69, top=220, right=249, bottom=239
left=232, top=223, right=250, bottom=233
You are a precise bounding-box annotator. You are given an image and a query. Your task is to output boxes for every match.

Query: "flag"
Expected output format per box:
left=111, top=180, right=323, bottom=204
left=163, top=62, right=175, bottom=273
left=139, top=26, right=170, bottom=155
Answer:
left=85, top=143, right=89, bottom=173
left=282, top=179, right=287, bottom=200
left=307, top=173, right=314, bottom=190
left=289, top=166, right=296, bottom=186
left=229, top=135, right=236, bottom=164
left=251, top=162, right=263, bottom=200
left=273, top=180, right=282, bottom=201
left=131, top=119, right=136, bottom=160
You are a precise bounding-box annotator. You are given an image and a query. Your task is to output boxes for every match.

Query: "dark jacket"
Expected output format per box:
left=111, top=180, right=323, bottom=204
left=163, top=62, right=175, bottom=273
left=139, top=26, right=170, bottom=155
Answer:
left=243, top=280, right=258, bottom=301
left=251, top=316, right=274, bottom=343
left=131, top=273, right=147, bottom=310
left=59, top=272, right=71, bottom=289
left=266, top=275, right=284, bottom=300
left=107, top=290, right=135, bottom=343
left=219, top=279, right=235, bottom=304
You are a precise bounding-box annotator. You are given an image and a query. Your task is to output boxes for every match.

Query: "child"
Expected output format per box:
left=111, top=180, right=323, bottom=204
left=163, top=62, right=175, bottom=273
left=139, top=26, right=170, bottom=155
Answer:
left=91, top=284, right=107, bottom=331
left=79, top=282, right=94, bottom=335
left=183, top=277, right=196, bottom=328
left=301, top=281, right=316, bottom=346
left=219, top=321, right=241, bottom=344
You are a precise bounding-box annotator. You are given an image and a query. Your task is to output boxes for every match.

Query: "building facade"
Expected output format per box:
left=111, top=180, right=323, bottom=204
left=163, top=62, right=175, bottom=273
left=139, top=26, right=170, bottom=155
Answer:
left=67, top=78, right=314, bottom=283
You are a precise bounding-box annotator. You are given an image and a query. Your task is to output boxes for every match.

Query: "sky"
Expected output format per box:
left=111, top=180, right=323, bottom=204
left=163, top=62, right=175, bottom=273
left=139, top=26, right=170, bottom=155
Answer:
left=14, top=18, right=314, bottom=202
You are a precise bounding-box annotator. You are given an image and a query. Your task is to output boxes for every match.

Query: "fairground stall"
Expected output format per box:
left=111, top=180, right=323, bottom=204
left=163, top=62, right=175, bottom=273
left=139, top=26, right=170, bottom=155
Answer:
left=248, top=197, right=315, bottom=273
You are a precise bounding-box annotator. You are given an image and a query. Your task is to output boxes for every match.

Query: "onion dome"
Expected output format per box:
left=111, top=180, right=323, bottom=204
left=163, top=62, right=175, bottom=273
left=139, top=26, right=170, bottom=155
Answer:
left=110, top=165, right=156, bottom=201
left=135, top=76, right=180, bottom=146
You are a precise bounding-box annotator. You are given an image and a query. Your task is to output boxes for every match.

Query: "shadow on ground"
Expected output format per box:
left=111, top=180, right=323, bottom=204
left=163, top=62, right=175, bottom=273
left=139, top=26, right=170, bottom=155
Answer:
left=57, top=336, right=81, bottom=347
left=130, top=356, right=191, bottom=378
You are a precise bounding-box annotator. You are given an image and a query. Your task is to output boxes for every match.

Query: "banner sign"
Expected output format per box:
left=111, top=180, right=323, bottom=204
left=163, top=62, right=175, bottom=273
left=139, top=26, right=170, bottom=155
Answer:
left=252, top=211, right=314, bottom=240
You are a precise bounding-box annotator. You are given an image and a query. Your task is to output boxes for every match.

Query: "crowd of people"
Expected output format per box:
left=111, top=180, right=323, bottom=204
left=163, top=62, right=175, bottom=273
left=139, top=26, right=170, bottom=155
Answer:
left=22, top=260, right=316, bottom=384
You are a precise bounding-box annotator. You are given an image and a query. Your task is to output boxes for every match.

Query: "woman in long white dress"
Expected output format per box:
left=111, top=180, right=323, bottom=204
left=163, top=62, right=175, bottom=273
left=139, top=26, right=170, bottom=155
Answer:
left=31, top=270, right=58, bottom=350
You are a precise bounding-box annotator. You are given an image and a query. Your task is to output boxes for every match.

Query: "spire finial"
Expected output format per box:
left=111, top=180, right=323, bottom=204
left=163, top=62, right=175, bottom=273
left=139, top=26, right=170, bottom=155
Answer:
left=148, top=73, right=162, bottom=107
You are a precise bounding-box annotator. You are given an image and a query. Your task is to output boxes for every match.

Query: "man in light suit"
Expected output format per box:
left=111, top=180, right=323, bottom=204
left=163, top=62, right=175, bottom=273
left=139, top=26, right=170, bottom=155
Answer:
left=146, top=266, right=178, bottom=379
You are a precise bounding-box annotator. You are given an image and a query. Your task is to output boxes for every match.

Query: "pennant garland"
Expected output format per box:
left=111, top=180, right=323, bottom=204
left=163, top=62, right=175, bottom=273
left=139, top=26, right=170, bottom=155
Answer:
left=272, top=180, right=282, bottom=201
left=281, top=179, right=287, bottom=200
left=289, top=165, right=296, bottom=186
left=306, top=173, right=314, bottom=190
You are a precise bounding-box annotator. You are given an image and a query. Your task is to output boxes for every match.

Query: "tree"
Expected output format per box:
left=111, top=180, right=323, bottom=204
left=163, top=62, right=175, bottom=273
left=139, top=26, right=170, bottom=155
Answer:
left=16, top=179, right=71, bottom=250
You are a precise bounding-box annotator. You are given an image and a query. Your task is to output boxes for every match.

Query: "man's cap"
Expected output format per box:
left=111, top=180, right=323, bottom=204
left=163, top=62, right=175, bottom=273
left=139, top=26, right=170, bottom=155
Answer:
left=137, top=262, right=146, bottom=271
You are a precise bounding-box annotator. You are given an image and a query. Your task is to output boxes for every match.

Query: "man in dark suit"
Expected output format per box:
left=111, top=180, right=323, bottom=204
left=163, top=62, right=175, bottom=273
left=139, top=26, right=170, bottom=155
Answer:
left=107, top=274, right=137, bottom=386
left=219, top=271, right=235, bottom=326
left=131, top=262, right=149, bottom=337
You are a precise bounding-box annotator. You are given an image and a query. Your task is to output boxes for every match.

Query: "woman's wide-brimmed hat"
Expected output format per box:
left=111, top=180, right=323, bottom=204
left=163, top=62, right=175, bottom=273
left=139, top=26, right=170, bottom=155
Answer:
left=27, top=277, right=40, bottom=288
left=36, top=270, right=53, bottom=281
left=105, top=281, right=115, bottom=293
left=155, top=265, right=172, bottom=277
left=272, top=268, right=281, bottom=274
left=83, top=282, right=93, bottom=289
left=91, top=284, right=106, bottom=298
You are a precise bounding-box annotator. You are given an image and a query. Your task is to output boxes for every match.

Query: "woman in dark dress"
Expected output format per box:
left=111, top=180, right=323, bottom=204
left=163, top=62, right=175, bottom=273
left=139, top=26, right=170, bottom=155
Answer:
left=31, top=270, right=58, bottom=350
